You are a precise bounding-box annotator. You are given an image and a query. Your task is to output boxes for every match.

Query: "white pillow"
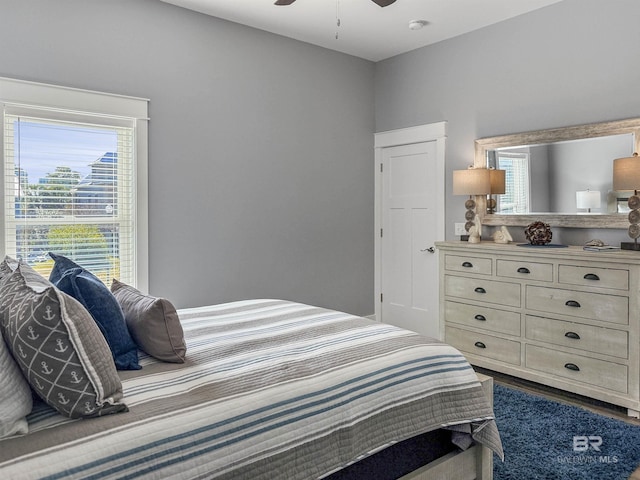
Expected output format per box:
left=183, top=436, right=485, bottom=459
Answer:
left=0, top=329, right=33, bottom=439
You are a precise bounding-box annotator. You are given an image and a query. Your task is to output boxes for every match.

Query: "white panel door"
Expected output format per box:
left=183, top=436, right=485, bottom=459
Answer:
left=381, top=141, right=439, bottom=338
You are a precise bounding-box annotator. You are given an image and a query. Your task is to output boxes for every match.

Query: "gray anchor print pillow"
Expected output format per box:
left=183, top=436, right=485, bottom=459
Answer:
left=0, top=259, right=127, bottom=418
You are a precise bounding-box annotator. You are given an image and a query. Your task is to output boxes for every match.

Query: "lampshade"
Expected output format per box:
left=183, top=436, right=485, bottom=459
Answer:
left=489, top=169, right=506, bottom=195
left=576, top=190, right=600, bottom=210
left=453, top=169, right=491, bottom=195
left=613, top=153, right=640, bottom=191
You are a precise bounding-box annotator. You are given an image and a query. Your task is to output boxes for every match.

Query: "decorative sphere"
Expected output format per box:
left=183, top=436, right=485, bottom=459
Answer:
left=524, top=221, right=553, bottom=245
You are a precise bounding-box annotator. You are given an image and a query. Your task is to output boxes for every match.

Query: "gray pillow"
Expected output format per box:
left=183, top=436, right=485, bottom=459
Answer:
left=111, top=279, right=186, bottom=363
left=0, top=260, right=127, bottom=418
left=0, top=328, right=33, bottom=439
left=0, top=254, right=17, bottom=280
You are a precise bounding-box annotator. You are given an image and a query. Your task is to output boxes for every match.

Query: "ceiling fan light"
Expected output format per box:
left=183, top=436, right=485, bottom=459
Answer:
left=373, top=0, right=397, bottom=6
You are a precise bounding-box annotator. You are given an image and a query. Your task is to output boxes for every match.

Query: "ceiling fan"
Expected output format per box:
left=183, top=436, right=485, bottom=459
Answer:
left=275, top=0, right=396, bottom=6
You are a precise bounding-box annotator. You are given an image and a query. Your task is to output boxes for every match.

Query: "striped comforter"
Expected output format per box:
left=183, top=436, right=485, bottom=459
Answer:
left=0, top=299, right=503, bottom=479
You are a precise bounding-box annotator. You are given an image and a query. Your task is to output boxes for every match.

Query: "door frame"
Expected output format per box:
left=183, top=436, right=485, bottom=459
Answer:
left=374, top=122, right=447, bottom=328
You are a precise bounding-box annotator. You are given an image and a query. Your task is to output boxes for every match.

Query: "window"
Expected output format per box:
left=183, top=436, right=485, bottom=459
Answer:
left=496, top=151, right=530, bottom=214
left=1, top=77, right=148, bottom=290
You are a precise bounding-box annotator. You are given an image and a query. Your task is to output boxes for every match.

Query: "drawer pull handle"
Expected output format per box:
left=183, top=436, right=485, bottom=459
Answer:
left=462, top=261, right=473, bottom=268
left=517, top=267, right=531, bottom=274
left=564, top=331, right=581, bottom=340
left=583, top=273, right=600, bottom=281
left=474, top=314, right=486, bottom=321
left=565, top=300, right=581, bottom=308
left=474, top=341, right=486, bottom=349
left=474, top=287, right=486, bottom=294
left=564, top=363, right=580, bottom=372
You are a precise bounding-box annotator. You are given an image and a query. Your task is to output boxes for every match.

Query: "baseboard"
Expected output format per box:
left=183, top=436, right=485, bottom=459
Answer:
left=364, top=314, right=377, bottom=321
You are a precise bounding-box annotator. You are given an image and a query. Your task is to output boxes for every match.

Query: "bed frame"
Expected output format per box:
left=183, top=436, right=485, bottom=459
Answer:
left=399, top=373, right=494, bottom=480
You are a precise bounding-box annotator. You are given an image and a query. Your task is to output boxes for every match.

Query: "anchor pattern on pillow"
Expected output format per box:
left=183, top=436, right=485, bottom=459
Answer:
left=0, top=273, right=109, bottom=418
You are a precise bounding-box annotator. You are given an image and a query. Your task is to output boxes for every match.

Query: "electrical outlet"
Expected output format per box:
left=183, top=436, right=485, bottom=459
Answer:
left=454, top=223, right=467, bottom=236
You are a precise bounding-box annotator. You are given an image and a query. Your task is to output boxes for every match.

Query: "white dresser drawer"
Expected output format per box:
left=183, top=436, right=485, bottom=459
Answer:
left=525, top=344, right=628, bottom=394
left=445, top=254, right=492, bottom=275
left=526, top=285, right=628, bottom=325
left=497, top=259, right=553, bottom=282
left=559, top=264, right=629, bottom=291
left=446, top=326, right=521, bottom=365
left=436, top=241, right=640, bottom=415
left=445, top=275, right=521, bottom=307
left=525, top=315, right=628, bottom=359
left=445, top=301, right=521, bottom=336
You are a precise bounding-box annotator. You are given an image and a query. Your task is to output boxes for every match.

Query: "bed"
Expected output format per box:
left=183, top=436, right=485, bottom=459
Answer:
left=0, top=298, right=502, bottom=479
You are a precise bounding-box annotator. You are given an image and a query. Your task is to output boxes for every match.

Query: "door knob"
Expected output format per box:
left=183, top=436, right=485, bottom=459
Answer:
left=420, top=247, right=435, bottom=253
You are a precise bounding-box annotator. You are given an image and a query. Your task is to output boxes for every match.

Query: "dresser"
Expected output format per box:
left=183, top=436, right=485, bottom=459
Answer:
left=436, top=241, right=640, bottom=417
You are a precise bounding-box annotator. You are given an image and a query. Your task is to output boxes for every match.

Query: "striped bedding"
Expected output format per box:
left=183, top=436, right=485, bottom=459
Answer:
left=0, top=299, right=503, bottom=479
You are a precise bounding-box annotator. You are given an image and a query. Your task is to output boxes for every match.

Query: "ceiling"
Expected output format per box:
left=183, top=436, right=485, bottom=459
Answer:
left=159, top=0, right=562, bottom=62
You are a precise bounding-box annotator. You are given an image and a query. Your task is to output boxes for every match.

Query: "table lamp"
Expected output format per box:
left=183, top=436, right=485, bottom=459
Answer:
left=488, top=169, right=506, bottom=214
left=613, top=153, right=640, bottom=250
left=453, top=168, right=491, bottom=236
left=576, top=190, right=600, bottom=213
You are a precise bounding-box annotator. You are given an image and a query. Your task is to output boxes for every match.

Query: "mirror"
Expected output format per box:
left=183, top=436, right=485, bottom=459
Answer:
left=475, top=118, right=640, bottom=228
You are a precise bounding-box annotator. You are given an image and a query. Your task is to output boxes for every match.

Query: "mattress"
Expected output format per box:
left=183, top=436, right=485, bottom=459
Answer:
left=0, top=299, right=502, bottom=479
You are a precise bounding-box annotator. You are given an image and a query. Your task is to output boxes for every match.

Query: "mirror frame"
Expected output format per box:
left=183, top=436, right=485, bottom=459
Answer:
left=474, top=117, right=640, bottom=228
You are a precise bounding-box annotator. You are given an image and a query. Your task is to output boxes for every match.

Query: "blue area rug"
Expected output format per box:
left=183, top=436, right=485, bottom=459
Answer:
left=493, top=384, right=640, bottom=480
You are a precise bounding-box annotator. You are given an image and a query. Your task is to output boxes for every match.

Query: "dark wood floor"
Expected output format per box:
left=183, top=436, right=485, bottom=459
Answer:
left=475, top=368, right=640, bottom=479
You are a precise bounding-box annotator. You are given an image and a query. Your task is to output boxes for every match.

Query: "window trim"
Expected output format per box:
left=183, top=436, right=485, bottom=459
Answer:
left=0, top=77, right=149, bottom=292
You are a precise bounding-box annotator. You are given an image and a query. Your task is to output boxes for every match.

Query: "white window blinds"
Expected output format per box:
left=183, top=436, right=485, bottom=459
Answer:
left=1, top=77, right=148, bottom=289
left=497, top=152, right=530, bottom=214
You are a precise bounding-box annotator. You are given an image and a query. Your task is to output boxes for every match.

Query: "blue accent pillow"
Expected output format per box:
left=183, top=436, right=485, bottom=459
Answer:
left=48, top=253, right=140, bottom=370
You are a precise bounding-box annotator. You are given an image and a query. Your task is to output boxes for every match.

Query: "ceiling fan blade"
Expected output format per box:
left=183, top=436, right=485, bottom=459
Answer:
left=276, top=0, right=395, bottom=6
left=372, top=0, right=397, bottom=6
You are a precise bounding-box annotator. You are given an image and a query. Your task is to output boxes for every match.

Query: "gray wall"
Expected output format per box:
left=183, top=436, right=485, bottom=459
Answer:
left=375, top=0, right=640, bottom=245
left=5, top=0, right=640, bottom=315
left=547, top=135, right=632, bottom=213
left=529, top=146, right=550, bottom=213
left=0, top=0, right=375, bottom=315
